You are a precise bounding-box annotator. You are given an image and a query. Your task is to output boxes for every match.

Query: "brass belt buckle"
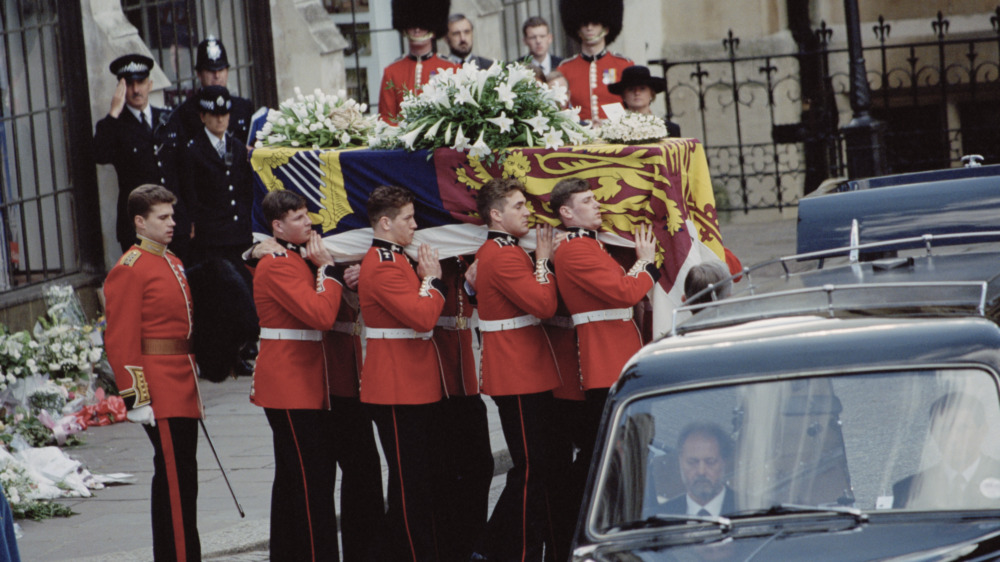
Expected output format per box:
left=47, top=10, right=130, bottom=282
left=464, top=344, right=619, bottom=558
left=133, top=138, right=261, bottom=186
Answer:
left=456, top=316, right=468, bottom=330
left=352, top=322, right=362, bottom=337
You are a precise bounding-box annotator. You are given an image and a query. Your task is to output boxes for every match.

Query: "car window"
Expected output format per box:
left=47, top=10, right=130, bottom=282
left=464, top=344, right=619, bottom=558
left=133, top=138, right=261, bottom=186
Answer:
left=591, top=369, right=1000, bottom=535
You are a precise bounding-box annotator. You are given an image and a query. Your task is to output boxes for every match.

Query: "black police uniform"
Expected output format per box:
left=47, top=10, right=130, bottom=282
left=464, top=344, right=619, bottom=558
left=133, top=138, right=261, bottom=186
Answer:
left=93, top=55, right=190, bottom=257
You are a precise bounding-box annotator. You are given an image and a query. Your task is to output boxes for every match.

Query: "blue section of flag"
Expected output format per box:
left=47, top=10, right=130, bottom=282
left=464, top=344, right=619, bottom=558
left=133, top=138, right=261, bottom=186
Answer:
left=340, top=149, right=453, bottom=229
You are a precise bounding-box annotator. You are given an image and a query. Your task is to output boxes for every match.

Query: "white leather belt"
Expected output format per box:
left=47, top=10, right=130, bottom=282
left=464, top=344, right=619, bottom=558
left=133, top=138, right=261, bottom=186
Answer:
left=259, top=327, right=323, bottom=341
left=572, top=308, right=633, bottom=326
left=436, top=316, right=471, bottom=330
left=366, top=327, right=433, bottom=340
left=478, top=314, right=540, bottom=332
left=332, top=321, right=361, bottom=336
left=542, top=316, right=574, bottom=330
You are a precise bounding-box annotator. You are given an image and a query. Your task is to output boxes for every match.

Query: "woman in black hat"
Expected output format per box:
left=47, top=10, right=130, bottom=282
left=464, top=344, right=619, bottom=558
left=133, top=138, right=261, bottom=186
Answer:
left=608, top=65, right=681, bottom=137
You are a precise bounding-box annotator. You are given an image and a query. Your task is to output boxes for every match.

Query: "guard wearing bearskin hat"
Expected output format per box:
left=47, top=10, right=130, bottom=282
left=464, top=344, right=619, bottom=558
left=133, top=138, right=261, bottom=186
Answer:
left=556, top=0, right=634, bottom=123
left=377, top=0, right=459, bottom=124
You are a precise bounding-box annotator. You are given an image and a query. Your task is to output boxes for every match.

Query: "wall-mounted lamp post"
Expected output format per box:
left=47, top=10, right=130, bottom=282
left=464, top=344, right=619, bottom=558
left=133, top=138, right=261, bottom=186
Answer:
left=841, top=0, right=887, bottom=179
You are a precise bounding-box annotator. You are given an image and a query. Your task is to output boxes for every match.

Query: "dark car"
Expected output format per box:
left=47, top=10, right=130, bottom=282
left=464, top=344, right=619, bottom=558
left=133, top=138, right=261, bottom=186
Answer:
left=571, top=170, right=1000, bottom=561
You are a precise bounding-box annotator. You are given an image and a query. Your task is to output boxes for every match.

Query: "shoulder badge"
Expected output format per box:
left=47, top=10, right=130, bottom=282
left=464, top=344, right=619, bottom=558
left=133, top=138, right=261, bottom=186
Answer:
left=377, top=247, right=395, bottom=262
left=119, top=249, right=142, bottom=267
left=492, top=235, right=516, bottom=247
left=566, top=231, right=585, bottom=241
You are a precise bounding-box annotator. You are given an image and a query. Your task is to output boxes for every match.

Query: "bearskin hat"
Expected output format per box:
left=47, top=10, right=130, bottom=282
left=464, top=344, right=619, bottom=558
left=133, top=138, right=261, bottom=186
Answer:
left=187, top=258, right=259, bottom=383
left=560, top=0, right=624, bottom=45
left=392, top=0, right=451, bottom=40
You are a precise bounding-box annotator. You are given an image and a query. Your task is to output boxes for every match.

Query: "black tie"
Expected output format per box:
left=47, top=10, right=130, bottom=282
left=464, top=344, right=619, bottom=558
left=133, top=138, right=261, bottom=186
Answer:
left=140, top=111, right=151, bottom=132
left=697, top=508, right=711, bottom=517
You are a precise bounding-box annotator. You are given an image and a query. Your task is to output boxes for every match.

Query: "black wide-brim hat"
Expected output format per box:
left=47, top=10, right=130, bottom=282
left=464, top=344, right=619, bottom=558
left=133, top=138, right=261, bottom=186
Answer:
left=197, top=85, right=233, bottom=115
left=109, top=54, right=154, bottom=82
left=392, top=0, right=450, bottom=39
left=608, top=65, right=666, bottom=96
left=560, top=0, right=624, bottom=45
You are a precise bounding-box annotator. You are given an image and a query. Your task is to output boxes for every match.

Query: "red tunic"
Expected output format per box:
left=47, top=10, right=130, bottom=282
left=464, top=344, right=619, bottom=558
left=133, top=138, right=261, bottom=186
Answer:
left=104, top=238, right=202, bottom=419
left=475, top=232, right=561, bottom=396
left=359, top=239, right=447, bottom=405
left=545, top=298, right=585, bottom=401
left=251, top=243, right=343, bottom=409
left=377, top=53, right=459, bottom=124
left=552, top=229, right=658, bottom=390
left=324, top=293, right=363, bottom=399
left=557, top=51, right=634, bottom=122
left=433, top=257, right=479, bottom=396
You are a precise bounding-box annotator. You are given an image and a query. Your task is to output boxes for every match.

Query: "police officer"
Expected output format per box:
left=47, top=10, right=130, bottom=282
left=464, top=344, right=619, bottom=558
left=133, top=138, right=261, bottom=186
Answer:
left=171, top=37, right=254, bottom=145
left=178, top=85, right=254, bottom=271
left=94, top=54, right=187, bottom=257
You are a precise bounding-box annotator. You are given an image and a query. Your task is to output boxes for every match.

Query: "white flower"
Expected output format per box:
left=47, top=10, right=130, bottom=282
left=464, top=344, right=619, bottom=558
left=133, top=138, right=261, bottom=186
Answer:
left=340, top=132, right=351, bottom=145
left=506, top=63, right=535, bottom=86
left=522, top=111, right=549, bottom=134
left=454, top=85, right=479, bottom=107
left=266, top=110, right=280, bottom=123
left=443, top=122, right=453, bottom=144
left=468, top=130, right=491, bottom=159
left=399, top=123, right=427, bottom=150
left=291, top=140, right=300, bottom=147
left=451, top=125, right=471, bottom=152
left=546, top=81, right=569, bottom=106
left=424, top=117, right=446, bottom=139
left=495, top=81, right=516, bottom=109
left=543, top=129, right=564, bottom=149
left=486, top=112, right=514, bottom=134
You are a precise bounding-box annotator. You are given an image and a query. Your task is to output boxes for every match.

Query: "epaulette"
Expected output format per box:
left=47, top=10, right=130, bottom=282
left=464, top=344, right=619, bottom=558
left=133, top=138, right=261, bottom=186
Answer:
left=609, top=52, right=629, bottom=59
left=119, top=249, right=142, bottom=267
left=377, top=247, right=395, bottom=262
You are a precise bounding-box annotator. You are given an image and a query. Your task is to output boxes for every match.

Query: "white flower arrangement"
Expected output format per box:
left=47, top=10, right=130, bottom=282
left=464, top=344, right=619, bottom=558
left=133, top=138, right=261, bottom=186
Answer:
left=255, top=88, right=377, bottom=150
left=372, top=61, right=592, bottom=160
left=596, top=112, right=669, bottom=145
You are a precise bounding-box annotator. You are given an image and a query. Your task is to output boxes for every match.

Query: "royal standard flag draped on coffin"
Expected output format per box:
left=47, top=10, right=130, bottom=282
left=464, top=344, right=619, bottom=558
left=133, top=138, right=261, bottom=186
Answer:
left=250, top=139, right=727, bottom=337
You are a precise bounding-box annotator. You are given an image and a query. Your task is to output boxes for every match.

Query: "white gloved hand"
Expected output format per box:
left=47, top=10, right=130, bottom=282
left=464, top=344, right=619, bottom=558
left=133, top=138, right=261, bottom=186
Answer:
left=126, top=405, right=156, bottom=426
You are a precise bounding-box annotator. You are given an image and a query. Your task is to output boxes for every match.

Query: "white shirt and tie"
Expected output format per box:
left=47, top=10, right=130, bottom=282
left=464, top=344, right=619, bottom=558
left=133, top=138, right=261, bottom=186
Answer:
left=126, top=105, right=153, bottom=131
left=206, top=128, right=226, bottom=158
left=685, top=489, right=727, bottom=517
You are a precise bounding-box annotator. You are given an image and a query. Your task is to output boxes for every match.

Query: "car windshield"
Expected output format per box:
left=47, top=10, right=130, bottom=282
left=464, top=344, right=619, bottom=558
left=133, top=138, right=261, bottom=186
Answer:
left=590, top=368, right=1000, bottom=535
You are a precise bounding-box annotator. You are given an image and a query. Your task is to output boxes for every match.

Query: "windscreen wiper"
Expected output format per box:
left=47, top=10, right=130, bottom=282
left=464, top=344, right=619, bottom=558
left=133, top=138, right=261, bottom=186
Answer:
left=730, top=503, right=868, bottom=524
left=610, top=512, right=732, bottom=533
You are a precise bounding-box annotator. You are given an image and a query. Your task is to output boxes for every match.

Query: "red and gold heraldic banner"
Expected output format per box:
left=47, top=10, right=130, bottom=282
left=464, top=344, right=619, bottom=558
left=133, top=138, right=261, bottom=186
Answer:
left=250, top=138, right=725, bottom=298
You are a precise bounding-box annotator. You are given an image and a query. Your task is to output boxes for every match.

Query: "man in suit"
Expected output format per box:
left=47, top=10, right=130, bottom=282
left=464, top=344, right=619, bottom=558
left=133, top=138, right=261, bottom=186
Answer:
left=521, top=16, right=562, bottom=76
left=445, top=13, right=493, bottom=69
left=663, top=422, right=737, bottom=517
left=94, top=54, right=185, bottom=256
left=893, top=393, right=1000, bottom=510
left=170, top=37, right=254, bottom=145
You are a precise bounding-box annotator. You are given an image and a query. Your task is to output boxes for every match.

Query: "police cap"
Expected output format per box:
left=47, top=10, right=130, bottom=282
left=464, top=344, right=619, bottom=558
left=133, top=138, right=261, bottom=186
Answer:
left=197, top=85, right=232, bottom=115
left=109, top=54, right=154, bottom=82
left=196, top=36, right=230, bottom=72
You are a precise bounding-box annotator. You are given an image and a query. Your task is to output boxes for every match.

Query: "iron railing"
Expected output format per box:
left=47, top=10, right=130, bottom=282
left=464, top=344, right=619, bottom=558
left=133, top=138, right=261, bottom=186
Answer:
left=651, top=9, right=1000, bottom=213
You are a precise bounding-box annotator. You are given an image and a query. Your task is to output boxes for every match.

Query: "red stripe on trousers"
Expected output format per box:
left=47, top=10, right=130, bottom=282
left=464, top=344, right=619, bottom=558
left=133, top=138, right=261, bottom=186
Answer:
left=392, top=406, right=418, bottom=562
left=517, top=396, right=530, bottom=562
left=158, top=422, right=187, bottom=562
left=286, top=411, right=317, bottom=561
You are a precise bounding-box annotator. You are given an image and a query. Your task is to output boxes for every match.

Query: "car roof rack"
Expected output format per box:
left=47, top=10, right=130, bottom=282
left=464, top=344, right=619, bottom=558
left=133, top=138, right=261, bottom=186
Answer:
left=672, top=230, right=1000, bottom=336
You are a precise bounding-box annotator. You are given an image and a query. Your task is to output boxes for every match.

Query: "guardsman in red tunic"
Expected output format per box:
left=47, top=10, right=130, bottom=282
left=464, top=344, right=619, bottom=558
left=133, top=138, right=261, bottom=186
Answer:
left=557, top=0, right=632, bottom=123
left=474, top=178, right=560, bottom=562
left=432, top=256, right=494, bottom=562
left=104, top=184, right=203, bottom=562
left=378, top=0, right=458, bottom=124
left=549, top=176, right=660, bottom=493
left=251, top=190, right=344, bottom=562
left=359, top=185, right=447, bottom=561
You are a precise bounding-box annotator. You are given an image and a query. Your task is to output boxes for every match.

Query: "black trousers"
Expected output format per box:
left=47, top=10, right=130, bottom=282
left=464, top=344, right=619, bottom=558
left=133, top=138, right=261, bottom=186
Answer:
left=265, top=408, right=339, bottom=562
left=329, top=396, right=385, bottom=561
left=484, top=392, right=556, bottom=562
left=143, top=417, right=200, bottom=562
left=433, top=394, right=494, bottom=562
left=368, top=402, right=442, bottom=562
left=545, top=398, right=589, bottom=562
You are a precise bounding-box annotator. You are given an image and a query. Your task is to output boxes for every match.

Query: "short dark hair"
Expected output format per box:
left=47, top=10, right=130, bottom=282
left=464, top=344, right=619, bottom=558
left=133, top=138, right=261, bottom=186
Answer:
left=262, top=190, right=307, bottom=228
left=477, top=178, right=526, bottom=227
left=549, top=177, right=590, bottom=218
left=929, top=392, right=985, bottom=427
left=127, top=184, right=176, bottom=221
left=448, top=13, right=472, bottom=28
left=678, top=421, right=733, bottom=463
left=522, top=16, right=549, bottom=36
left=546, top=69, right=566, bottom=83
left=367, top=185, right=415, bottom=227
left=684, top=262, right=732, bottom=305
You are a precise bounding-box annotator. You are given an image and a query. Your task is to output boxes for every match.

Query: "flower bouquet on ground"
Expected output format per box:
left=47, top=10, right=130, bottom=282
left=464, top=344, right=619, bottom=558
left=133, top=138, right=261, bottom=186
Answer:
left=596, top=112, right=669, bottom=144
left=254, top=88, right=377, bottom=150
left=372, top=61, right=593, bottom=161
